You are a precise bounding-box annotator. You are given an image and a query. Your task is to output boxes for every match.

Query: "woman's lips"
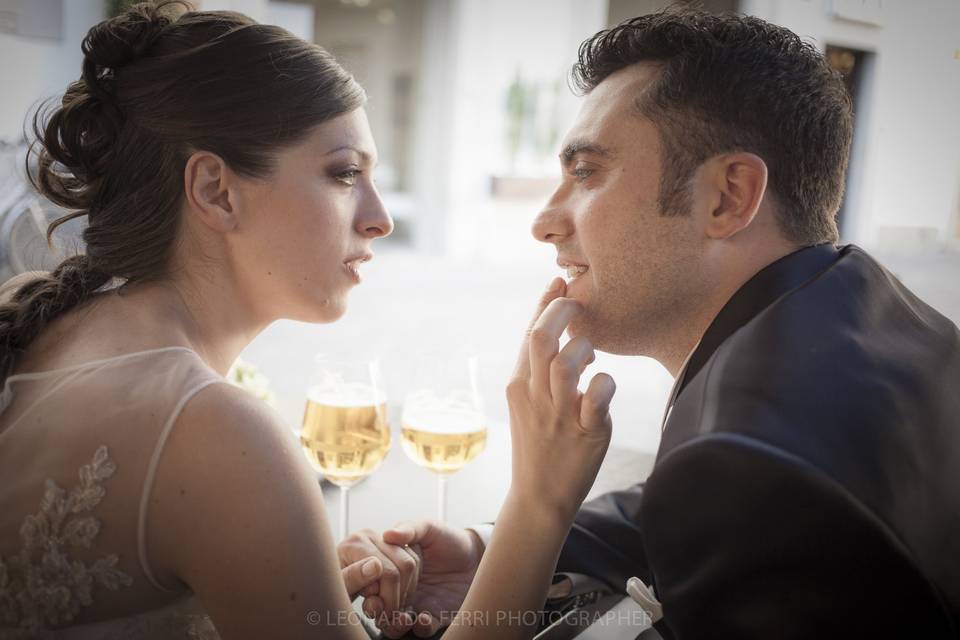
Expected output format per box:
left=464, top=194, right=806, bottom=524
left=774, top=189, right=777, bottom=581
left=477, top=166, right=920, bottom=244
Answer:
left=343, top=261, right=362, bottom=283
left=343, top=253, right=372, bottom=284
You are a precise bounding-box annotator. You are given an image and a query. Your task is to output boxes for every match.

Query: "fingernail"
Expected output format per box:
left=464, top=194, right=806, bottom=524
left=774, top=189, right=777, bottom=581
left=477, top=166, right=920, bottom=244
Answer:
left=362, top=558, right=379, bottom=577
left=546, top=277, right=563, bottom=293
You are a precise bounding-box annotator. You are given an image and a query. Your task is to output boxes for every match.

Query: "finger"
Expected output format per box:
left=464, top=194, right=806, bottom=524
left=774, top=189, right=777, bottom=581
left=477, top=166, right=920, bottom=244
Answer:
left=339, top=541, right=400, bottom=612
left=359, top=581, right=379, bottom=597
left=580, top=372, right=616, bottom=434
left=362, top=595, right=385, bottom=620
left=337, top=528, right=382, bottom=568
left=529, top=297, right=583, bottom=397
left=398, top=544, right=423, bottom=603
left=549, top=336, right=595, bottom=414
left=413, top=611, right=443, bottom=637
left=383, top=520, right=436, bottom=547
left=512, top=278, right=566, bottom=380
left=375, top=555, right=404, bottom=617
left=380, top=611, right=416, bottom=639
left=342, top=557, right=382, bottom=599
left=377, top=541, right=421, bottom=606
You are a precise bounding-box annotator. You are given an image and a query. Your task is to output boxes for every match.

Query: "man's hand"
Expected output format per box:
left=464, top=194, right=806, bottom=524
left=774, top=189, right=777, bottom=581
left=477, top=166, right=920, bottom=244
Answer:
left=339, top=521, right=484, bottom=638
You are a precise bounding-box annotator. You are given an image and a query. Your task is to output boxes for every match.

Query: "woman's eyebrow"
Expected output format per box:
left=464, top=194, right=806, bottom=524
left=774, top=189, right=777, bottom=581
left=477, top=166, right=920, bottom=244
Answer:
left=323, top=145, right=374, bottom=162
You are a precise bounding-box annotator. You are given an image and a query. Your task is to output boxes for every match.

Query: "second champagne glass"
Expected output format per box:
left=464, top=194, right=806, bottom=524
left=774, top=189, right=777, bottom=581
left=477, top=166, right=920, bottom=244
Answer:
left=400, top=353, right=487, bottom=522
left=298, top=356, right=390, bottom=540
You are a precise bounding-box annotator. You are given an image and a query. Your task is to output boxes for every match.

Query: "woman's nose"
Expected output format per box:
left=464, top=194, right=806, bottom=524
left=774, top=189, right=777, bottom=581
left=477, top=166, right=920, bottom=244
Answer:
left=357, top=187, right=394, bottom=239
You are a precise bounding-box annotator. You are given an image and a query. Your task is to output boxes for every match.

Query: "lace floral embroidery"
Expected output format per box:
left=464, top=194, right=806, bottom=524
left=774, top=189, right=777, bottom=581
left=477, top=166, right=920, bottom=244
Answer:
left=0, top=446, right=133, bottom=635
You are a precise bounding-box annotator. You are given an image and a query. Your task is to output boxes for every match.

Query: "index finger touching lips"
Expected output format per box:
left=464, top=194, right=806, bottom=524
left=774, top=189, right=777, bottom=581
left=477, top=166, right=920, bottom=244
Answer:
left=513, top=278, right=567, bottom=380
left=528, top=297, right=583, bottom=395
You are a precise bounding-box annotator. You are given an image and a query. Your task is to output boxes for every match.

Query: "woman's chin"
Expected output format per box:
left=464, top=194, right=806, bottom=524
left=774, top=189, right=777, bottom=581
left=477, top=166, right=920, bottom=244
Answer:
left=286, top=294, right=348, bottom=324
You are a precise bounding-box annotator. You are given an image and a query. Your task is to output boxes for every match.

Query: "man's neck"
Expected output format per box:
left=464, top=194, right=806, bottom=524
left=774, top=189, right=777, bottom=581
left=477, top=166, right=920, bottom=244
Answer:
left=657, top=243, right=803, bottom=378
left=657, top=305, right=721, bottom=378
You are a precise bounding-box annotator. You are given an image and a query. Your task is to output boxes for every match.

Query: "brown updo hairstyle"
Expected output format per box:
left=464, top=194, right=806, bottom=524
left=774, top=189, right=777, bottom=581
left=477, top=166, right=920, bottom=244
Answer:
left=0, top=0, right=364, bottom=384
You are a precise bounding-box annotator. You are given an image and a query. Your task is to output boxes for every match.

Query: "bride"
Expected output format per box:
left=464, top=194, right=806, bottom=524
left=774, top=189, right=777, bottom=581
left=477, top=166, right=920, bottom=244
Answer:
left=0, top=2, right=616, bottom=639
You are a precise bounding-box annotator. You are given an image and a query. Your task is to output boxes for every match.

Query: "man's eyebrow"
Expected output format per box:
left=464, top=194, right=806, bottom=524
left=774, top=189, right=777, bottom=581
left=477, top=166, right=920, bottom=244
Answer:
left=559, top=140, right=614, bottom=165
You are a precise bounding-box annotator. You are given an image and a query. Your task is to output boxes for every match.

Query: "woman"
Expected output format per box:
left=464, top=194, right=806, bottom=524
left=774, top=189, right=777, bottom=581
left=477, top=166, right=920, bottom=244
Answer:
left=0, top=2, right=615, bottom=639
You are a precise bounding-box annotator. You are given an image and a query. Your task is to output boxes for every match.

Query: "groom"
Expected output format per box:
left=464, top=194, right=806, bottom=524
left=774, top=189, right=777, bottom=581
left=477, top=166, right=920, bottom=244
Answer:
left=341, top=9, right=960, bottom=639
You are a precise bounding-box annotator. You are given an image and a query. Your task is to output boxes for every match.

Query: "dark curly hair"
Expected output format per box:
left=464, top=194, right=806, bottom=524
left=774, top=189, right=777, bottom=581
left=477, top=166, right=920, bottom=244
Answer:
left=0, top=0, right=364, bottom=384
left=571, top=8, right=853, bottom=245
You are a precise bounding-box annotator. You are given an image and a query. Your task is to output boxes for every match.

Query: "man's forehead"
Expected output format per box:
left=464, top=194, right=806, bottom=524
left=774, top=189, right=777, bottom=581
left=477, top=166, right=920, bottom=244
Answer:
left=562, top=63, right=661, bottom=154
left=592, top=62, right=662, bottom=104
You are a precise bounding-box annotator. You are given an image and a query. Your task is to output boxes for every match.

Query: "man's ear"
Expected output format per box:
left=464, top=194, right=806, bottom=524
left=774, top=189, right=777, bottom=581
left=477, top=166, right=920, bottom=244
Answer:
left=183, top=151, right=239, bottom=232
left=699, top=152, right=768, bottom=240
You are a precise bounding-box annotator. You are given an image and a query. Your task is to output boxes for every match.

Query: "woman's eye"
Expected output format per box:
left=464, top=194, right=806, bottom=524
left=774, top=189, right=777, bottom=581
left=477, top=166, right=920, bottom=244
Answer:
left=334, top=169, right=360, bottom=186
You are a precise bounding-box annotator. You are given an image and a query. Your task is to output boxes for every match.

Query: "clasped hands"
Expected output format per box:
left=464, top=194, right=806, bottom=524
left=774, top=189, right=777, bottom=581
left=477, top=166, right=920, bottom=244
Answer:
left=338, top=520, right=484, bottom=638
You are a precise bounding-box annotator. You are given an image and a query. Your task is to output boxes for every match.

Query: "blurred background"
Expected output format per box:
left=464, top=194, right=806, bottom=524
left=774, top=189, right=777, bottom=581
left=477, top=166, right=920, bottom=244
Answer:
left=1, top=0, right=958, bottom=461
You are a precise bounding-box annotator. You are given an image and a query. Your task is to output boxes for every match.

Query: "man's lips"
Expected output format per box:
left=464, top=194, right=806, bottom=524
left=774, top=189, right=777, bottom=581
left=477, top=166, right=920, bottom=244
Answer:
left=557, top=258, right=589, bottom=280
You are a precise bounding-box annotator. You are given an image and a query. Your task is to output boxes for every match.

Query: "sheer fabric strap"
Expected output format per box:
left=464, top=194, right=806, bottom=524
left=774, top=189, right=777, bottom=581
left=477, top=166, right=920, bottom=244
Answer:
left=137, top=378, right=229, bottom=592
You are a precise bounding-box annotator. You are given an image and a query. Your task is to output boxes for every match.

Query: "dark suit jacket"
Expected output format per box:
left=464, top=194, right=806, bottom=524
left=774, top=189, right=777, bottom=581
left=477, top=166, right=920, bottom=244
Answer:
left=556, top=244, right=960, bottom=638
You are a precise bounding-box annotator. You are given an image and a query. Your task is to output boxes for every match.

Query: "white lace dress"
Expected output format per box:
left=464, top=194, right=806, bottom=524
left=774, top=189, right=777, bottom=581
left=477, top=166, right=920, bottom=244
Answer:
left=0, top=347, right=229, bottom=639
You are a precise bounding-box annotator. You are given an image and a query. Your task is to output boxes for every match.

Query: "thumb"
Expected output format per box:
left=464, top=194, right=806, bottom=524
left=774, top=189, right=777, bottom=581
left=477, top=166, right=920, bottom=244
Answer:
left=383, top=520, right=434, bottom=547
left=342, top=557, right=382, bottom=599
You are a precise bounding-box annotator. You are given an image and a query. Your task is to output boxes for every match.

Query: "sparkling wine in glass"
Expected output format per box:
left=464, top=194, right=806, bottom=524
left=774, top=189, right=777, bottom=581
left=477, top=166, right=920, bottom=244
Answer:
left=400, top=353, right=487, bottom=522
left=299, top=356, right=390, bottom=540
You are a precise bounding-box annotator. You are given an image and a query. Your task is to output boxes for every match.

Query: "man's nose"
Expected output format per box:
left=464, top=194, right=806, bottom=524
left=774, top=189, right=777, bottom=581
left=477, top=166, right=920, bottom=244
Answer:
left=531, top=203, right=572, bottom=245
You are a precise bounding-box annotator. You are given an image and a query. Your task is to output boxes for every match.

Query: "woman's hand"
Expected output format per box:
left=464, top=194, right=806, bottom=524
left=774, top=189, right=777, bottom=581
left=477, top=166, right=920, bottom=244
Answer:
left=505, top=277, right=615, bottom=523
left=341, top=556, right=384, bottom=600
left=338, top=529, right=421, bottom=636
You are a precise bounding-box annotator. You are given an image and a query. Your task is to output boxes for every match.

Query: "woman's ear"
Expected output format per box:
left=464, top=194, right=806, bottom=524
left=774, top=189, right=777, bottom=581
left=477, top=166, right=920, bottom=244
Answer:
left=699, top=152, right=768, bottom=240
left=183, top=151, right=239, bottom=232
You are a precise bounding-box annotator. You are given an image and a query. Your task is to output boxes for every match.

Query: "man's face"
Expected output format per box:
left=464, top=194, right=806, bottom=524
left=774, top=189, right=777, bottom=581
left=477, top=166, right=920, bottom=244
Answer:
left=532, top=63, right=708, bottom=357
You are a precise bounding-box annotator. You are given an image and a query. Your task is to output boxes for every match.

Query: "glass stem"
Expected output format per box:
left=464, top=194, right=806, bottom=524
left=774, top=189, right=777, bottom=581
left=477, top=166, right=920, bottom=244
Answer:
left=437, top=474, right=449, bottom=523
left=339, top=485, right=350, bottom=541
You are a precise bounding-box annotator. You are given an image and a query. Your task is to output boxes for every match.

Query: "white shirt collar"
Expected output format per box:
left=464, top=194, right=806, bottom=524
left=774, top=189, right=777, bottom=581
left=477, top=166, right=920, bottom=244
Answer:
left=660, top=338, right=702, bottom=432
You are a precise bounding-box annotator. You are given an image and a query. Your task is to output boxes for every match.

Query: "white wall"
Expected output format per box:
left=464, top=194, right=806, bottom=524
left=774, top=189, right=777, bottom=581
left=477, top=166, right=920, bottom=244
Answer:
left=266, top=0, right=314, bottom=42
left=0, top=32, right=60, bottom=142
left=310, top=0, right=426, bottom=197
left=740, top=0, right=960, bottom=248
left=432, top=0, right=609, bottom=260
left=0, top=0, right=104, bottom=143
left=199, top=0, right=269, bottom=21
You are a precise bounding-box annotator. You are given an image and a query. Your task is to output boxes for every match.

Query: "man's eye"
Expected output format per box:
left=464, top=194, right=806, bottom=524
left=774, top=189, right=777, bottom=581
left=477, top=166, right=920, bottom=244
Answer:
left=571, top=165, right=594, bottom=180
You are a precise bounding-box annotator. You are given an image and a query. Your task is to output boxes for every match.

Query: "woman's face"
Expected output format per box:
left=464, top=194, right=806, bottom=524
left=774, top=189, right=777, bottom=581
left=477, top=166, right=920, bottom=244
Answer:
left=230, top=107, right=393, bottom=324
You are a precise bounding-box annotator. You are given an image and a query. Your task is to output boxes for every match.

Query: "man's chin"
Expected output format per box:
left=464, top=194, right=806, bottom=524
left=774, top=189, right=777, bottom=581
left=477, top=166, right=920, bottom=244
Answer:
left=567, top=315, right=596, bottom=345
left=568, top=313, right=645, bottom=356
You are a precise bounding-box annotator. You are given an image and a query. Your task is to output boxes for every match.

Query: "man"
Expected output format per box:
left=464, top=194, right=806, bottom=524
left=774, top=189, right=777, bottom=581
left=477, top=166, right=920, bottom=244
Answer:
left=341, top=9, right=960, bottom=638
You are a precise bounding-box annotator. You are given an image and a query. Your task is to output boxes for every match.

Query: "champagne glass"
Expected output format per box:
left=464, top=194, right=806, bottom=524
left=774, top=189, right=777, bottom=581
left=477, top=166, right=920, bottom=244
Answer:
left=400, top=353, right=487, bottom=522
left=298, top=356, right=390, bottom=540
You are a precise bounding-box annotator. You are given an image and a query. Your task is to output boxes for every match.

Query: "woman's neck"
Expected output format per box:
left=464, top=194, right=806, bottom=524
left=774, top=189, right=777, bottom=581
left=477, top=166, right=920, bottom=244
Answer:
left=108, top=275, right=272, bottom=377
